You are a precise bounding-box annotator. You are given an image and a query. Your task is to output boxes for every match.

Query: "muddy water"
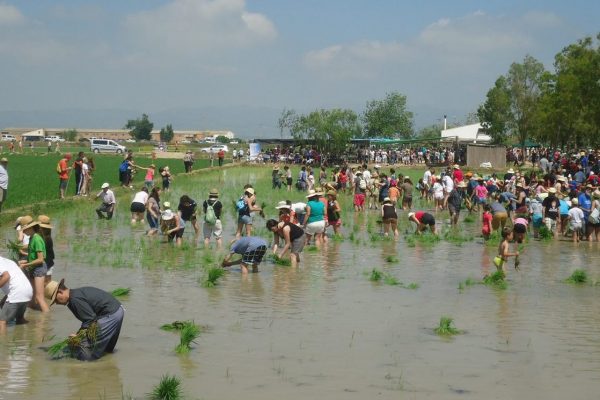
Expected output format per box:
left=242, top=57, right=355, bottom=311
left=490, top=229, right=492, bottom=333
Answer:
left=2, top=168, right=600, bottom=399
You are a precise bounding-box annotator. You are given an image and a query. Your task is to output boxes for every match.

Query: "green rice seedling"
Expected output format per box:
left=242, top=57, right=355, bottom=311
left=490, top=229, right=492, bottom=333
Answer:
left=110, top=287, right=131, bottom=297
left=6, top=240, right=22, bottom=263
left=434, top=316, right=461, bottom=336
left=306, top=245, right=318, bottom=252
left=160, top=321, right=189, bottom=332
left=352, top=223, right=360, bottom=233
left=484, top=231, right=501, bottom=247
left=483, top=270, right=507, bottom=290
left=331, top=233, right=344, bottom=242
left=565, top=269, right=587, bottom=284
left=538, top=226, right=553, bottom=240
left=268, top=254, right=291, bottom=266
left=443, top=230, right=474, bottom=246
left=47, top=337, right=70, bottom=358
left=369, top=268, right=383, bottom=282
left=458, top=282, right=465, bottom=292
left=405, top=235, right=416, bottom=247
left=413, top=233, right=440, bottom=246
left=385, top=255, right=399, bottom=263
left=203, top=266, right=225, bottom=287
left=349, top=232, right=356, bottom=242
left=201, top=252, right=215, bottom=265
left=175, top=322, right=201, bottom=354
left=405, top=282, right=419, bottom=290
left=369, top=233, right=382, bottom=242
left=383, top=274, right=400, bottom=286
left=464, top=277, right=476, bottom=286
left=463, top=214, right=476, bottom=223
left=47, top=322, right=98, bottom=359
left=150, top=375, right=183, bottom=400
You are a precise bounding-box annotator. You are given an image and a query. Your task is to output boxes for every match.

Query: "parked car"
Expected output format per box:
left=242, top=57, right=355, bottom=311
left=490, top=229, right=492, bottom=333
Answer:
left=180, top=139, right=192, bottom=144
left=230, top=140, right=239, bottom=144
left=46, top=135, right=65, bottom=142
left=201, top=144, right=229, bottom=153
left=90, top=138, right=127, bottom=154
left=125, top=138, right=136, bottom=143
left=1, top=134, right=16, bottom=142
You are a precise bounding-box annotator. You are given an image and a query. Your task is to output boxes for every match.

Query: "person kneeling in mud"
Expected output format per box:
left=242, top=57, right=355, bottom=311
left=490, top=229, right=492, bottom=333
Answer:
left=494, top=227, right=519, bottom=273
left=221, top=236, right=268, bottom=274
left=48, top=278, right=124, bottom=361
left=408, top=211, right=436, bottom=235
left=266, top=219, right=305, bottom=268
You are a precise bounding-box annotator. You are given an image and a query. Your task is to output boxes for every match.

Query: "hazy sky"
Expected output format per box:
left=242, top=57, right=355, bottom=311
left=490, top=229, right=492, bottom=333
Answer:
left=0, top=0, right=598, bottom=129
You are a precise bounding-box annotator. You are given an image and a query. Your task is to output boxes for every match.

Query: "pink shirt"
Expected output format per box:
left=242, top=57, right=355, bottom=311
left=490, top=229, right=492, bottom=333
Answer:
left=514, top=217, right=529, bottom=226
left=145, top=168, right=155, bottom=181
left=474, top=185, right=488, bottom=198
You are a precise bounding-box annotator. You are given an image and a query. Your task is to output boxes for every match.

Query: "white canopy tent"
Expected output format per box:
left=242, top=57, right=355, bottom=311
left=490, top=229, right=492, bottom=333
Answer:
left=441, top=123, right=491, bottom=143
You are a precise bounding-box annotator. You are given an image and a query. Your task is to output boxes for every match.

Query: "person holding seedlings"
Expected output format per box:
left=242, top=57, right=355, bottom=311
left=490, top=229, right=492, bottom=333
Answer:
left=567, top=198, right=584, bottom=243
left=221, top=236, right=268, bottom=274
left=0, top=255, right=33, bottom=334
left=494, top=227, right=519, bottom=273
left=130, top=187, right=149, bottom=224
left=304, top=190, right=325, bottom=245
left=381, top=197, right=399, bottom=239
left=37, top=215, right=55, bottom=284
left=161, top=208, right=184, bottom=245
left=326, top=190, right=342, bottom=235
left=202, top=188, right=223, bottom=247
left=50, top=278, right=124, bottom=361
left=178, top=195, right=199, bottom=237
left=146, top=187, right=161, bottom=236
left=137, top=163, right=156, bottom=190
left=57, top=153, right=72, bottom=199
left=161, top=166, right=172, bottom=192
left=267, top=219, right=305, bottom=267
left=15, top=215, right=32, bottom=262
left=18, top=219, right=49, bottom=312
left=400, top=176, right=414, bottom=210
left=482, top=204, right=493, bottom=240
left=542, top=187, right=559, bottom=237
left=408, top=211, right=436, bottom=235
left=235, top=187, right=262, bottom=239
left=95, top=183, right=116, bottom=220
left=447, top=181, right=466, bottom=227
left=512, top=217, right=528, bottom=243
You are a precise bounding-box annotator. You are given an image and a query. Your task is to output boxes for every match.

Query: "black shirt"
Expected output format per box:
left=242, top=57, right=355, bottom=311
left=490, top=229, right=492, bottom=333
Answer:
left=67, top=287, right=121, bottom=328
left=542, top=195, right=559, bottom=220
left=178, top=200, right=197, bottom=221
left=281, top=222, right=304, bottom=241
left=202, top=199, right=223, bottom=219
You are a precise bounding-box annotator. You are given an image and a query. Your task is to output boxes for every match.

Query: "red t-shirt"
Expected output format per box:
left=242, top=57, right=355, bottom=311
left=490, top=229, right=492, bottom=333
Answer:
left=482, top=212, right=493, bottom=234
left=58, top=159, right=69, bottom=180
left=453, top=169, right=463, bottom=182
left=415, top=211, right=425, bottom=222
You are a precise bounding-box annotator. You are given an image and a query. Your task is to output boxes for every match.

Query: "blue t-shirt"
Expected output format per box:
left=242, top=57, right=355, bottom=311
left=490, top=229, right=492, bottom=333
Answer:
left=558, top=199, right=569, bottom=216
left=307, top=200, right=325, bottom=223
left=231, top=237, right=267, bottom=254
left=578, top=193, right=592, bottom=218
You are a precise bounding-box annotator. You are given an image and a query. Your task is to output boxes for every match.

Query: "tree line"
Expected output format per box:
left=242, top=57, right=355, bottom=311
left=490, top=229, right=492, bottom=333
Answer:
left=478, top=33, right=600, bottom=149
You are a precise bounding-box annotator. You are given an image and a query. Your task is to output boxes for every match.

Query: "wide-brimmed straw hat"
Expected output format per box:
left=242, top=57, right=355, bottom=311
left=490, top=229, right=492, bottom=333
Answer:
left=162, top=209, right=175, bottom=221
left=44, top=278, right=63, bottom=306
left=571, top=198, right=579, bottom=206
left=22, top=220, right=40, bottom=230
left=163, top=201, right=171, bottom=209
left=383, top=197, right=392, bottom=203
left=548, top=187, right=557, bottom=193
left=0, top=157, right=8, bottom=163
left=37, top=215, right=53, bottom=229
left=209, top=188, right=219, bottom=197
left=507, top=168, right=515, bottom=174
left=15, top=215, right=33, bottom=229
left=326, top=189, right=337, bottom=197
left=408, top=212, right=416, bottom=218
left=245, top=188, right=255, bottom=195
left=273, top=166, right=280, bottom=171
left=275, top=201, right=290, bottom=210
left=453, top=164, right=460, bottom=169
left=593, top=190, right=600, bottom=199
left=457, top=181, right=467, bottom=188
left=306, top=189, right=322, bottom=198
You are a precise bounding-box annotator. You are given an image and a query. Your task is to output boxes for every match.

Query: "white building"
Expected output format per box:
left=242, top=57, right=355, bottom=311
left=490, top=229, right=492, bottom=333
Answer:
left=441, top=123, right=491, bottom=143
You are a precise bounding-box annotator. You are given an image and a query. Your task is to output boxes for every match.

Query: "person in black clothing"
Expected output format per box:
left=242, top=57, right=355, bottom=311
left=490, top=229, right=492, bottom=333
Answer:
left=38, top=215, right=55, bottom=284
left=266, top=219, right=305, bottom=268
left=50, top=278, right=124, bottom=361
left=74, top=152, right=84, bottom=195
left=177, top=194, right=199, bottom=236
left=202, top=188, right=223, bottom=247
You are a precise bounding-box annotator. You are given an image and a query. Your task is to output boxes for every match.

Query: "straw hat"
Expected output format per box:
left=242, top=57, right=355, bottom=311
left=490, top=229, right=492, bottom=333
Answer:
left=37, top=215, right=53, bottom=229
left=557, top=176, right=566, bottom=182
left=326, top=189, right=337, bottom=197
left=593, top=190, right=600, bottom=199
left=0, top=157, right=8, bottom=163
left=585, top=184, right=593, bottom=190
left=44, top=278, right=63, bottom=306
left=548, top=187, right=557, bottom=193
left=306, top=189, right=322, bottom=198
left=408, top=212, right=416, bottom=219
left=162, top=209, right=175, bottom=221
left=209, top=188, right=219, bottom=197
left=273, top=166, right=280, bottom=171
left=453, top=164, right=459, bottom=169
left=22, top=219, right=40, bottom=230
left=15, top=215, right=33, bottom=228
left=457, top=181, right=467, bottom=188
left=163, top=201, right=171, bottom=209
left=374, top=164, right=381, bottom=169
left=275, top=201, right=290, bottom=209
left=383, top=197, right=392, bottom=203
left=571, top=198, right=579, bottom=206
left=101, top=182, right=109, bottom=189
left=507, top=168, right=515, bottom=174
left=245, top=188, right=255, bottom=195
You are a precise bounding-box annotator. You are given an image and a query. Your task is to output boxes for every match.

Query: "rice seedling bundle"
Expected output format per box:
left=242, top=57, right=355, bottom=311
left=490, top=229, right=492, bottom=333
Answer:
left=203, top=266, right=225, bottom=287
left=306, top=245, right=318, bottom=252
left=483, top=271, right=507, bottom=290
left=538, top=226, right=553, bottom=240
left=434, top=316, right=461, bottom=336
left=175, top=322, right=201, bottom=354
left=150, top=375, right=183, bottom=400
left=47, top=322, right=98, bottom=359
left=566, top=269, right=587, bottom=284
left=268, top=254, right=291, bottom=266
left=110, top=287, right=131, bottom=297
left=385, top=255, right=399, bottom=263
left=369, top=269, right=383, bottom=282
left=6, top=240, right=22, bottom=263
left=463, top=214, right=476, bottom=223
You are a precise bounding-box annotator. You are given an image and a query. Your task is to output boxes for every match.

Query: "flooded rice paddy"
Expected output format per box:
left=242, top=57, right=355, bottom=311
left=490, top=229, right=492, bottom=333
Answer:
left=2, top=166, right=600, bottom=399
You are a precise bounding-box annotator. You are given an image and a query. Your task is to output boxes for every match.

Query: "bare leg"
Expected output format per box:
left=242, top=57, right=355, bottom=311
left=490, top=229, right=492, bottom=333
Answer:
left=34, top=276, right=49, bottom=312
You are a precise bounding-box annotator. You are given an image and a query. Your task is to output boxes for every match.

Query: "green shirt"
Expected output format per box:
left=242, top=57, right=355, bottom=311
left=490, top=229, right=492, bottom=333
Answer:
left=28, top=233, right=46, bottom=263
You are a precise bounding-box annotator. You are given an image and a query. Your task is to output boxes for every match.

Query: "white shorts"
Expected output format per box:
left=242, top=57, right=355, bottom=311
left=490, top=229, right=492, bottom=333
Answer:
left=203, top=219, right=223, bottom=239
left=305, top=220, right=325, bottom=235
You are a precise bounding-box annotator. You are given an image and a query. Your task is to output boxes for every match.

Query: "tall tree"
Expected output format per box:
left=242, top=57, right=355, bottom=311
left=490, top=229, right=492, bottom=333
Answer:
left=278, top=108, right=297, bottom=139
left=477, top=76, right=512, bottom=144
left=60, top=129, right=78, bottom=142
left=159, top=124, right=174, bottom=143
left=290, top=108, right=361, bottom=155
left=125, top=113, right=153, bottom=141
left=362, top=92, right=413, bottom=138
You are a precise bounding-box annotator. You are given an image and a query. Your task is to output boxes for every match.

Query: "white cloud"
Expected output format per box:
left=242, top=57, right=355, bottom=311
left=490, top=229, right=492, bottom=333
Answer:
left=0, top=3, right=24, bottom=25
left=124, top=0, right=277, bottom=56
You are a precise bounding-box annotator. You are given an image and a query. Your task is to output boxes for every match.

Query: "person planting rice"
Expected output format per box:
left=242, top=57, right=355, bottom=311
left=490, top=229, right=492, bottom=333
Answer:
left=447, top=181, right=466, bottom=227
left=146, top=187, right=161, bottom=236
left=221, top=236, right=268, bottom=274
left=37, top=215, right=55, bottom=284
left=490, top=194, right=509, bottom=233
left=304, top=190, right=326, bottom=246
left=512, top=217, right=529, bottom=244
left=275, top=200, right=292, bottom=223
left=400, top=176, right=414, bottom=210
left=494, top=227, right=519, bottom=273
left=0, top=255, right=33, bottom=334
left=49, top=279, right=124, bottom=361
left=161, top=207, right=183, bottom=246
left=408, top=211, right=436, bottom=235
left=482, top=204, right=493, bottom=240
left=267, top=219, right=305, bottom=268
left=57, top=153, right=72, bottom=199
left=130, top=187, right=149, bottom=224
left=381, top=197, right=399, bottom=239
left=235, top=187, right=262, bottom=239
left=542, top=187, right=559, bottom=238
left=178, top=195, right=199, bottom=237
left=18, top=219, right=49, bottom=312
left=202, top=189, right=223, bottom=247
left=95, top=183, right=116, bottom=220
left=567, top=198, right=584, bottom=243
left=326, top=190, right=342, bottom=235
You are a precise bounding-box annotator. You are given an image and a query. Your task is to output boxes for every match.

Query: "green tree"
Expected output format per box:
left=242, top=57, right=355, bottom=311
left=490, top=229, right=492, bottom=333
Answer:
left=60, top=129, right=78, bottom=142
left=216, top=135, right=230, bottom=143
left=125, top=113, right=153, bottom=141
left=362, top=92, right=413, bottom=138
left=477, top=76, right=512, bottom=144
left=417, top=125, right=441, bottom=139
left=290, top=108, right=361, bottom=155
left=159, top=124, right=174, bottom=143
left=278, top=108, right=297, bottom=139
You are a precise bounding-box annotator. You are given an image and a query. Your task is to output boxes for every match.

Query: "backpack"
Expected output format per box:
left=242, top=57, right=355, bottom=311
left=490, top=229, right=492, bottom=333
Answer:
left=119, top=160, right=129, bottom=172
left=236, top=197, right=248, bottom=213
left=56, top=161, right=62, bottom=174
left=204, top=201, right=217, bottom=225
left=359, top=178, right=367, bottom=190
left=589, top=201, right=600, bottom=224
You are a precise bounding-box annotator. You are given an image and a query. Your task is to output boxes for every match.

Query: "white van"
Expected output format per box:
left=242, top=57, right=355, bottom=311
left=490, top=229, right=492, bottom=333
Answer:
left=1, top=134, right=16, bottom=142
left=90, top=138, right=126, bottom=154
left=46, top=135, right=65, bottom=142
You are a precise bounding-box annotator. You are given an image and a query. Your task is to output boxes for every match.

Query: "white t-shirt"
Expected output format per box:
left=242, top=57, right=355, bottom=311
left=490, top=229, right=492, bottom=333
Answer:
left=0, top=257, right=33, bottom=303
left=568, top=207, right=584, bottom=226
left=82, top=163, right=89, bottom=175
left=362, top=170, right=371, bottom=181
left=132, top=191, right=149, bottom=204
left=433, top=182, right=444, bottom=199
left=443, top=175, right=454, bottom=192
left=423, top=170, right=432, bottom=185
left=292, top=202, right=306, bottom=214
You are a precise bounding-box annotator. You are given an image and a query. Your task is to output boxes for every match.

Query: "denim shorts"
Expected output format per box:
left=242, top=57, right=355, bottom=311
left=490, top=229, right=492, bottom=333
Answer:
left=30, top=263, right=48, bottom=278
left=238, top=214, right=253, bottom=225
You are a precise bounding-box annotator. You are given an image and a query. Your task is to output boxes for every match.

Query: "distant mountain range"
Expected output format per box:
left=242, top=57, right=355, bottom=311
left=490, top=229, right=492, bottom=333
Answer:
left=0, top=104, right=467, bottom=138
